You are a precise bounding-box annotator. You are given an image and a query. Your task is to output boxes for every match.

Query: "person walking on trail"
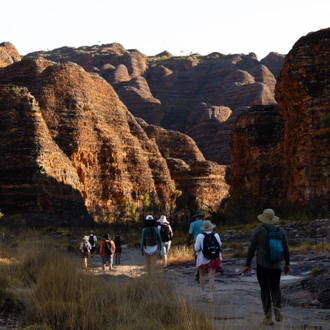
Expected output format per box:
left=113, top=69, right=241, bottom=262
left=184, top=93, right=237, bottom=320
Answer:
left=242, top=209, right=290, bottom=326
left=88, top=230, right=97, bottom=258
left=195, top=220, right=222, bottom=303
left=187, top=210, right=205, bottom=282
left=79, top=236, right=92, bottom=270
left=114, top=233, right=124, bottom=265
left=141, top=215, right=162, bottom=275
left=100, top=233, right=116, bottom=271
left=157, top=215, right=173, bottom=269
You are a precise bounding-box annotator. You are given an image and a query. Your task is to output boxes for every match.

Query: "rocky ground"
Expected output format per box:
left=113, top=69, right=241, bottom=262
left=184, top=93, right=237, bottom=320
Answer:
left=2, top=246, right=330, bottom=329
left=87, top=247, right=330, bottom=330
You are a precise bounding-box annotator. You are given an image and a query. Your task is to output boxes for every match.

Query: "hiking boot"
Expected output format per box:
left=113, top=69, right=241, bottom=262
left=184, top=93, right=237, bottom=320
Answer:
left=262, top=317, right=274, bottom=326
left=274, top=307, right=283, bottom=322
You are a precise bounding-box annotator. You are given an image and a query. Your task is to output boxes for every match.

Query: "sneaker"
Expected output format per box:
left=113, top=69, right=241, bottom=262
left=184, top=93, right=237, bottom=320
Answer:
left=274, top=307, right=283, bottom=322
left=262, top=317, right=274, bottom=326
left=201, top=293, right=206, bottom=300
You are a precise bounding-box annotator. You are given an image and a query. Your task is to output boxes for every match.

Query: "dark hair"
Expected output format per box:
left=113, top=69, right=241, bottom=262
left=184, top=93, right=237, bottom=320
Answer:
left=144, top=219, right=157, bottom=227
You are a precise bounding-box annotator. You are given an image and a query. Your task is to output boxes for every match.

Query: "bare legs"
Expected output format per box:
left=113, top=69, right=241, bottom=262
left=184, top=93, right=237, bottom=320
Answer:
left=145, top=254, right=157, bottom=275
left=199, top=268, right=216, bottom=301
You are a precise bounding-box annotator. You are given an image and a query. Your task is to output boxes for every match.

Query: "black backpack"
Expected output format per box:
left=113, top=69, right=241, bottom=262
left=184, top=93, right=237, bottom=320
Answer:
left=160, top=224, right=173, bottom=242
left=89, top=234, right=94, bottom=246
left=262, top=225, right=284, bottom=263
left=144, top=227, right=158, bottom=246
left=114, top=235, right=123, bottom=247
left=202, top=232, right=220, bottom=259
left=104, top=240, right=113, bottom=255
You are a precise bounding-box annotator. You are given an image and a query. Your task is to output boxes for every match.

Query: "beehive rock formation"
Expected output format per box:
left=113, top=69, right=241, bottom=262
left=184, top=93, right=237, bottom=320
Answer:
left=230, top=28, right=330, bottom=213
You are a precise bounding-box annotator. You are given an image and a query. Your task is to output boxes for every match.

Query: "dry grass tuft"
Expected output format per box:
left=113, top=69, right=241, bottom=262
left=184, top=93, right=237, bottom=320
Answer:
left=0, top=238, right=212, bottom=330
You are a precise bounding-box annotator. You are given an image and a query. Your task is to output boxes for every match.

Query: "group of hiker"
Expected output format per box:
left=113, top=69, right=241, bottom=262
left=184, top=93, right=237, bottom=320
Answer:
left=79, top=231, right=124, bottom=271
left=79, top=207, right=290, bottom=326
left=140, top=214, right=174, bottom=274
left=186, top=208, right=290, bottom=326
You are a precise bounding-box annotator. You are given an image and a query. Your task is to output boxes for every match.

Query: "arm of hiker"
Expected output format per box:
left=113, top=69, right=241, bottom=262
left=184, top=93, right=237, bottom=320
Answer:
left=156, top=228, right=162, bottom=246
left=111, top=241, right=116, bottom=254
left=194, top=234, right=202, bottom=252
left=283, top=264, right=290, bottom=275
left=283, top=243, right=290, bottom=274
left=140, top=229, right=145, bottom=255
left=243, top=241, right=257, bottom=275
left=187, top=233, right=193, bottom=247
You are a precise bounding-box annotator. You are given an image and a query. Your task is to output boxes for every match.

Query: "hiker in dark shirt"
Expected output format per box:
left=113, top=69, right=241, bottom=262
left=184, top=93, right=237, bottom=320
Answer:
left=243, top=209, right=290, bottom=326
left=114, top=233, right=124, bottom=265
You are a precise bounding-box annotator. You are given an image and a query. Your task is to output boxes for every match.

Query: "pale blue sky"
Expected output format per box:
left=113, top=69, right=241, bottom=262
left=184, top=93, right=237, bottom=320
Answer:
left=2, top=0, right=329, bottom=60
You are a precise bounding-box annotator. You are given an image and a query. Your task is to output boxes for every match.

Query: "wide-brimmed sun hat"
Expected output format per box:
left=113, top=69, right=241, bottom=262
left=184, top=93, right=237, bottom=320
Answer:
left=257, top=209, right=279, bottom=224
left=193, top=210, right=204, bottom=218
left=157, top=215, right=169, bottom=224
left=146, top=215, right=154, bottom=220
left=200, top=220, right=216, bottom=231
left=83, top=235, right=89, bottom=241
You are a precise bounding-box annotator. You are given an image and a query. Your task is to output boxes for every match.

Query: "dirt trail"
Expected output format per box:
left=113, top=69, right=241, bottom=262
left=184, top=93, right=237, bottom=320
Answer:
left=88, top=247, right=330, bottom=330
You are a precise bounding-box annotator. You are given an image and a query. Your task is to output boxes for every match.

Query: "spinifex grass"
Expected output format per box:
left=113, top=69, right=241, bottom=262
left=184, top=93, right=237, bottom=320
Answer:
left=0, top=238, right=213, bottom=330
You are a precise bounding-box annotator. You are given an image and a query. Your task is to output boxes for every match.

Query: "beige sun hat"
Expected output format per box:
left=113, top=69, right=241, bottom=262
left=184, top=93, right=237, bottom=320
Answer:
left=157, top=215, right=169, bottom=224
left=83, top=235, right=89, bottom=241
left=200, top=220, right=216, bottom=231
left=257, top=209, right=279, bottom=224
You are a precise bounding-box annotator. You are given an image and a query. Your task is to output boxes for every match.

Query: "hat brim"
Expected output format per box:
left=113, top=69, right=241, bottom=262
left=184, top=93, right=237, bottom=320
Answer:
left=200, top=224, right=216, bottom=231
left=157, top=219, right=169, bottom=224
left=193, top=213, right=204, bottom=218
left=257, top=214, right=280, bottom=224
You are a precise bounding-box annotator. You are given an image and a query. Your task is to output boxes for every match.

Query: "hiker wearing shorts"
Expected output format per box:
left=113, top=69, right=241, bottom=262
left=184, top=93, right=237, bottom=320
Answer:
left=141, top=215, right=162, bottom=275
left=243, top=209, right=290, bottom=326
left=157, top=215, right=173, bottom=269
left=88, top=230, right=97, bottom=258
left=79, top=235, right=92, bottom=270
left=195, top=220, right=222, bottom=303
left=100, top=233, right=116, bottom=271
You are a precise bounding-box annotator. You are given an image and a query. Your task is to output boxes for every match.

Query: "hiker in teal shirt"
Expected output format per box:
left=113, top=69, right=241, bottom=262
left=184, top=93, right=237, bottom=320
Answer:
left=187, top=210, right=205, bottom=246
left=186, top=210, right=205, bottom=283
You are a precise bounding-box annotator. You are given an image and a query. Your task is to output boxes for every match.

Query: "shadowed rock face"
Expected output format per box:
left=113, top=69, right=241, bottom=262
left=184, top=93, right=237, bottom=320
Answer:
left=230, top=28, right=330, bottom=211
left=0, top=85, right=92, bottom=226
left=275, top=28, right=330, bottom=210
left=229, top=105, right=285, bottom=210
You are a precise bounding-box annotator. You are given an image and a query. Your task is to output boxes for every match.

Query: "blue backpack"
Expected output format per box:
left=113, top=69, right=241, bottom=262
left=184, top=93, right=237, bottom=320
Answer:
left=262, top=225, right=284, bottom=263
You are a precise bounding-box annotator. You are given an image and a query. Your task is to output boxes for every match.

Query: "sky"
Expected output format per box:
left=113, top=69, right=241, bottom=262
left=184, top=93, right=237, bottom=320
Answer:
left=2, top=0, right=330, bottom=60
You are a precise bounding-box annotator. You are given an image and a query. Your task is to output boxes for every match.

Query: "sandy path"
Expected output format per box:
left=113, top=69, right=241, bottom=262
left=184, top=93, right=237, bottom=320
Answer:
left=87, top=247, right=330, bottom=330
